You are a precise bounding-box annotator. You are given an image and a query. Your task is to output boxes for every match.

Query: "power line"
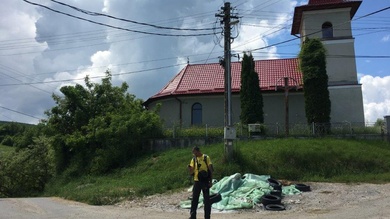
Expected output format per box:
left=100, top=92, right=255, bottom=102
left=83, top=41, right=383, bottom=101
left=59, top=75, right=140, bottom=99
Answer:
left=2, top=1, right=292, bottom=46
left=0, top=53, right=232, bottom=88
left=0, top=4, right=297, bottom=47
left=0, top=50, right=223, bottom=80
left=0, top=62, right=188, bottom=87
left=1, top=51, right=388, bottom=88
left=22, top=0, right=216, bottom=37
left=49, top=0, right=219, bottom=32
left=354, top=5, right=390, bottom=21
left=4, top=2, right=388, bottom=84
left=3, top=24, right=386, bottom=56
left=0, top=67, right=52, bottom=94
left=232, top=1, right=390, bottom=54
left=248, top=5, right=390, bottom=53
left=0, top=106, right=43, bottom=120
left=2, top=1, right=386, bottom=56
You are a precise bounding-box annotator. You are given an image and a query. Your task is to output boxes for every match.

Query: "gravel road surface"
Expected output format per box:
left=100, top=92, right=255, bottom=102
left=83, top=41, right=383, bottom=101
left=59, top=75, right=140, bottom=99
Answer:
left=1, top=182, right=390, bottom=219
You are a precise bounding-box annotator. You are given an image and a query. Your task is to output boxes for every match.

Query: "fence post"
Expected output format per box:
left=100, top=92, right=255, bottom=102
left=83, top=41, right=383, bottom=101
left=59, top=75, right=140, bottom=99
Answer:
left=312, top=122, right=315, bottom=135
left=385, top=116, right=390, bottom=142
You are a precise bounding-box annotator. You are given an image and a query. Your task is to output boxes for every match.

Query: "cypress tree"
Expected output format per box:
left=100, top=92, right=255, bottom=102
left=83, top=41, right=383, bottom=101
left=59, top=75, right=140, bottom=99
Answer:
left=299, top=38, right=331, bottom=132
left=240, top=53, right=264, bottom=124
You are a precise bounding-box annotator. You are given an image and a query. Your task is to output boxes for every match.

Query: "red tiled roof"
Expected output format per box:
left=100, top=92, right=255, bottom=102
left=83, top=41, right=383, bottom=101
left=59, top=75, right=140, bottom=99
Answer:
left=291, top=0, right=362, bottom=35
left=145, top=58, right=302, bottom=103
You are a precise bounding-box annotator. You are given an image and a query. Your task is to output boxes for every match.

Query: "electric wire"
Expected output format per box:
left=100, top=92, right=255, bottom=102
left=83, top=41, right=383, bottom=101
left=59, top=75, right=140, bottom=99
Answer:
left=21, top=0, right=216, bottom=37
left=0, top=106, right=43, bottom=120
left=3, top=2, right=387, bottom=52
left=3, top=3, right=386, bottom=87
left=49, top=0, right=219, bottom=32
left=0, top=62, right=189, bottom=87
left=248, top=5, right=390, bottom=53
left=2, top=3, right=389, bottom=87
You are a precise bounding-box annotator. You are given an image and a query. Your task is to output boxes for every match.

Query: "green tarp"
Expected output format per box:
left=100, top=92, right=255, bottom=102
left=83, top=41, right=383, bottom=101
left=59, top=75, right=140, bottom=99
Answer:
left=180, top=173, right=301, bottom=210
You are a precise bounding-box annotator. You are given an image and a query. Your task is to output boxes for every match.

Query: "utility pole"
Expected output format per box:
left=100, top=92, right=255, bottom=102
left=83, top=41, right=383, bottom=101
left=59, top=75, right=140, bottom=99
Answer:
left=283, top=77, right=290, bottom=136
left=216, top=2, right=239, bottom=161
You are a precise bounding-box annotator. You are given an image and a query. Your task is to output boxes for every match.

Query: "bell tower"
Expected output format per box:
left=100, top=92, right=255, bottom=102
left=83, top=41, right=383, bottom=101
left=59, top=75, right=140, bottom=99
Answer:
left=291, top=0, right=365, bottom=123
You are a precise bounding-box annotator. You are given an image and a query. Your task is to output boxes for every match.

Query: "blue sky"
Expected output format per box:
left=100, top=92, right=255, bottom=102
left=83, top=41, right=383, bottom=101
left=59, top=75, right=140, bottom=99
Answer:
left=0, top=0, right=389, bottom=124
left=354, top=1, right=390, bottom=79
left=351, top=1, right=390, bottom=124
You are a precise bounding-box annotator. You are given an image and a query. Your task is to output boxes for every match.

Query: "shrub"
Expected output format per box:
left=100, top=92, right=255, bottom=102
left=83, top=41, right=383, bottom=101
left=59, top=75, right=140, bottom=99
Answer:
left=0, top=136, right=54, bottom=197
left=0, top=135, right=13, bottom=146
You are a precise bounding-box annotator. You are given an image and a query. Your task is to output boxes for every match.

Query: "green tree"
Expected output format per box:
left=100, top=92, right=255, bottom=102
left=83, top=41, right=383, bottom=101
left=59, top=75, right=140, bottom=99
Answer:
left=13, top=126, right=37, bottom=149
left=44, top=71, right=163, bottom=175
left=240, top=53, right=264, bottom=124
left=374, top=118, right=384, bottom=127
left=0, top=122, right=36, bottom=147
left=299, top=38, right=331, bottom=132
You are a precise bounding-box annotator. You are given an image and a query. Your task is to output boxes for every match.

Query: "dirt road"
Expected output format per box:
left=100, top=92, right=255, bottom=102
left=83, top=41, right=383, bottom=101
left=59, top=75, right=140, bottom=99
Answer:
left=1, top=182, right=390, bottom=219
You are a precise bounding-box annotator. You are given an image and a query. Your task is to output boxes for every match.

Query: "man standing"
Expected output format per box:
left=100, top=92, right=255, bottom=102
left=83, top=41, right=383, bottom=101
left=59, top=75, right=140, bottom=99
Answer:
left=188, top=146, right=213, bottom=219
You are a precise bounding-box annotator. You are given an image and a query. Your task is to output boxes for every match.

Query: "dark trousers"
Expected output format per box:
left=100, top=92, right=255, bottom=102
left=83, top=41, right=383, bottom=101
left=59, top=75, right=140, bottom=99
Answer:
left=190, top=181, right=211, bottom=219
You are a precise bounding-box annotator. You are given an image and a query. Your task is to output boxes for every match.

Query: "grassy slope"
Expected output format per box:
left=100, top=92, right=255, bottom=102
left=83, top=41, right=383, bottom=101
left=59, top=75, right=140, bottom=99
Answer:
left=43, top=138, right=390, bottom=205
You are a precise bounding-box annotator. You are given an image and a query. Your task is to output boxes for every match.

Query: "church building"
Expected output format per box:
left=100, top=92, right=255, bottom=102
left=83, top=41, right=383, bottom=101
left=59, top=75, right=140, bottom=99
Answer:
left=143, top=0, right=365, bottom=130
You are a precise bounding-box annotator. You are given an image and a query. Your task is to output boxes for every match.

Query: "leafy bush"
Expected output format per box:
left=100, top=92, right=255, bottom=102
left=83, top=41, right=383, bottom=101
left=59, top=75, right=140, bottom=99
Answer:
left=1, top=135, right=13, bottom=146
left=0, top=136, right=55, bottom=197
left=13, top=126, right=37, bottom=149
left=45, top=71, right=163, bottom=175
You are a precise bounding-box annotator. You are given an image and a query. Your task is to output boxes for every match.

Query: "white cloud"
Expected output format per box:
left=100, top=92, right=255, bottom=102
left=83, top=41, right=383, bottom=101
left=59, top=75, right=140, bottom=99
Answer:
left=360, top=75, right=390, bottom=123
left=88, top=50, right=112, bottom=76
left=233, top=21, right=270, bottom=54
left=231, top=0, right=296, bottom=60
left=381, top=35, right=390, bottom=42
left=0, top=0, right=48, bottom=124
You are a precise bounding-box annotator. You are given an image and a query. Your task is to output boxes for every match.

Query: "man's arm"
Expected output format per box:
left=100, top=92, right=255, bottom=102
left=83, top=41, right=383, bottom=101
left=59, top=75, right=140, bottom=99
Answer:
left=207, top=156, right=213, bottom=181
left=188, top=158, right=194, bottom=175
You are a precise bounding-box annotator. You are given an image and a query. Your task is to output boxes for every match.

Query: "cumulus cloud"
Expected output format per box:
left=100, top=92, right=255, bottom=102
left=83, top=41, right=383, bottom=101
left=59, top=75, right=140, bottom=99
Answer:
left=232, top=0, right=297, bottom=59
left=360, top=75, right=390, bottom=123
left=0, top=0, right=48, bottom=123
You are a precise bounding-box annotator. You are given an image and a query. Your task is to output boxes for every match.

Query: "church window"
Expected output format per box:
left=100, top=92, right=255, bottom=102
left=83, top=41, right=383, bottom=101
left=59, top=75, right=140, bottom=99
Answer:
left=322, top=22, right=333, bottom=38
left=191, top=103, right=202, bottom=125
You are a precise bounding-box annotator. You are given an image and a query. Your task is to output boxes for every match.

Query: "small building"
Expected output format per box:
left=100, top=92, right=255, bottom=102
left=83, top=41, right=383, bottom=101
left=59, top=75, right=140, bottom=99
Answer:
left=143, top=0, right=365, bottom=129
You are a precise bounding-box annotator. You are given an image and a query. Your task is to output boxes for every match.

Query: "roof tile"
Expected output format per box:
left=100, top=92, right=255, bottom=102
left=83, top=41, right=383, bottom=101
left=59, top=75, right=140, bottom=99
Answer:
left=148, top=58, right=302, bottom=100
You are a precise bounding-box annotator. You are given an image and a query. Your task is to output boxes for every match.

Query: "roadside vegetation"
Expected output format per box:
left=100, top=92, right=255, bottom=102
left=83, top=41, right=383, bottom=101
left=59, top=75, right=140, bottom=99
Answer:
left=42, top=138, right=390, bottom=205
left=0, top=144, right=15, bottom=157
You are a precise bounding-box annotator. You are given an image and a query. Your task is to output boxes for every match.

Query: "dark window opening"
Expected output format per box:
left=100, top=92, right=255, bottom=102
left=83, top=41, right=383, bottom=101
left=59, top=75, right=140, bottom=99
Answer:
left=322, top=22, right=333, bottom=38
left=191, top=103, right=202, bottom=125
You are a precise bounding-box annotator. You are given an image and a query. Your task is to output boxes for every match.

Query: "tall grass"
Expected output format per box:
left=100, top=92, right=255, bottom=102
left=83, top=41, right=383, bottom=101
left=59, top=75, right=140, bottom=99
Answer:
left=234, top=139, right=390, bottom=182
left=162, top=123, right=384, bottom=138
left=163, top=125, right=224, bottom=138
left=43, top=138, right=390, bottom=205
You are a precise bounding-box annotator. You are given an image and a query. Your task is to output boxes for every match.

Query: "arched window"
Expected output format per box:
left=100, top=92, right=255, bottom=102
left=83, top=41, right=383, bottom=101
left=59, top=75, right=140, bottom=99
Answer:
left=322, top=22, right=333, bottom=38
left=191, top=103, right=202, bottom=125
